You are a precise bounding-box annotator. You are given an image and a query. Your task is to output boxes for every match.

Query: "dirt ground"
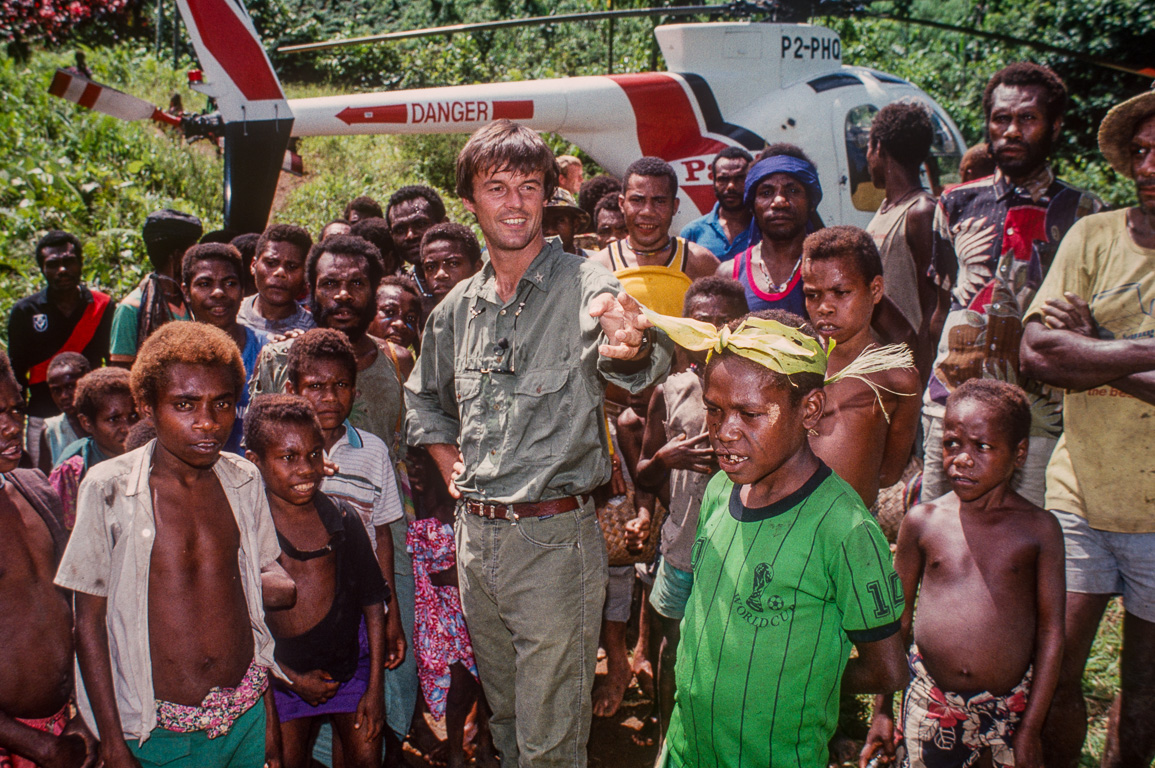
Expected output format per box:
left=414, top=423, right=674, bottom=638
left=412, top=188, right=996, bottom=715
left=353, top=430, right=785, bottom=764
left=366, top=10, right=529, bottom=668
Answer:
left=398, top=654, right=661, bottom=768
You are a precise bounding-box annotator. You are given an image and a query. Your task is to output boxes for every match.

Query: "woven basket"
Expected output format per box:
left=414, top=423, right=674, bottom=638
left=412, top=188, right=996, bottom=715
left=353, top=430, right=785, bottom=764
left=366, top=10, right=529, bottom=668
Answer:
left=598, top=492, right=667, bottom=567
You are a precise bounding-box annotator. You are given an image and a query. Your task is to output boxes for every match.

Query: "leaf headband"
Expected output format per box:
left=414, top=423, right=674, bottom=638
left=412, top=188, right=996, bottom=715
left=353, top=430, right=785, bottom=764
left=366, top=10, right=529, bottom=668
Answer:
left=642, top=308, right=915, bottom=412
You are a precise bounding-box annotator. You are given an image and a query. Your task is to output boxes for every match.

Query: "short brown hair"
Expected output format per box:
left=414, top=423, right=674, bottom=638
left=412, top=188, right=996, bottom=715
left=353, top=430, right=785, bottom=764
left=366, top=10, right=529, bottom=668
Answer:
left=455, top=119, right=559, bottom=202
left=74, top=367, right=133, bottom=420
left=982, top=62, right=1068, bottom=124
left=803, top=225, right=882, bottom=283
left=130, top=322, right=245, bottom=407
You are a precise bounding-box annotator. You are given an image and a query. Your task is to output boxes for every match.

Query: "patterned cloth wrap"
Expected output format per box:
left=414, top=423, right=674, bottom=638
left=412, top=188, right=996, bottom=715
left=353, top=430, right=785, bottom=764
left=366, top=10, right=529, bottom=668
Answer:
left=0, top=704, right=68, bottom=768
left=155, top=660, right=269, bottom=739
left=407, top=518, right=478, bottom=720
left=900, top=644, right=1032, bottom=768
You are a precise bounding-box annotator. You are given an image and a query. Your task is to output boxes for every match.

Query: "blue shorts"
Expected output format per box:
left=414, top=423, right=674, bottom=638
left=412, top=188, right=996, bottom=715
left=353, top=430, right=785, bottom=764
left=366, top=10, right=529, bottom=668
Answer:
left=649, top=557, right=693, bottom=620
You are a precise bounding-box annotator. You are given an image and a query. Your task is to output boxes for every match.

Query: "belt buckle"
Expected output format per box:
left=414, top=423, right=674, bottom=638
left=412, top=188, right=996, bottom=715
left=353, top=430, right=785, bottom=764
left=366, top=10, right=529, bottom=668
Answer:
left=485, top=502, right=499, bottom=520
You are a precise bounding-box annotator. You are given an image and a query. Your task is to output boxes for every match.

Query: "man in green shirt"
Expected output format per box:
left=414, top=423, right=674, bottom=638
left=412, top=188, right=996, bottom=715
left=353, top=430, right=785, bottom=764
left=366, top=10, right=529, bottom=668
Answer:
left=405, top=119, right=672, bottom=768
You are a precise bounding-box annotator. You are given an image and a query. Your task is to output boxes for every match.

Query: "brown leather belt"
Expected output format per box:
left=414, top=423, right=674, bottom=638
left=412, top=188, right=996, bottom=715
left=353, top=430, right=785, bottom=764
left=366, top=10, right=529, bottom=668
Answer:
left=462, top=495, right=586, bottom=521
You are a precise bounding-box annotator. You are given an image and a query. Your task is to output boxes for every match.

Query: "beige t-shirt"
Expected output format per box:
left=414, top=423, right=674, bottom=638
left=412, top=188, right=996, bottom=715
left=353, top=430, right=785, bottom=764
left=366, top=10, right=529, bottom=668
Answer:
left=1026, top=209, right=1155, bottom=532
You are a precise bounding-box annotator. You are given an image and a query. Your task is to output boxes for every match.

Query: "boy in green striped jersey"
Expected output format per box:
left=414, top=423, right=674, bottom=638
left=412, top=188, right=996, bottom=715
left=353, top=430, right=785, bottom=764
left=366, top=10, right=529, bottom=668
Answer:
left=647, top=308, right=910, bottom=768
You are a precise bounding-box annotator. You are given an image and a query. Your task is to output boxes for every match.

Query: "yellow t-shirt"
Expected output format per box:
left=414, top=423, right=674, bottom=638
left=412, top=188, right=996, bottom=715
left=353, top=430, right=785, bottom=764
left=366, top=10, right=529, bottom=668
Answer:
left=1025, top=209, right=1155, bottom=532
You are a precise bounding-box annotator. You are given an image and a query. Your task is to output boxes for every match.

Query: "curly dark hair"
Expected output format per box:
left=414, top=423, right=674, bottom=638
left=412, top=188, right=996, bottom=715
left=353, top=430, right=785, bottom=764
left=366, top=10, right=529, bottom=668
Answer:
left=343, top=195, right=384, bottom=222
left=712, top=146, right=754, bottom=173
left=802, top=225, right=883, bottom=283
left=286, top=328, right=357, bottom=387
left=869, top=101, right=934, bottom=170
left=683, top=276, right=748, bottom=317
left=947, top=379, right=1032, bottom=446
left=982, top=62, right=1068, bottom=124
left=349, top=217, right=397, bottom=274
left=305, top=234, right=386, bottom=294
left=244, top=393, right=322, bottom=457
left=421, top=222, right=482, bottom=265
left=130, top=322, right=245, bottom=407
left=74, top=367, right=132, bottom=420
left=386, top=186, right=447, bottom=225
left=35, top=230, right=83, bottom=268
left=624, top=156, right=678, bottom=198
left=47, top=352, right=91, bottom=378
left=181, top=242, right=244, bottom=287
left=256, top=224, right=313, bottom=263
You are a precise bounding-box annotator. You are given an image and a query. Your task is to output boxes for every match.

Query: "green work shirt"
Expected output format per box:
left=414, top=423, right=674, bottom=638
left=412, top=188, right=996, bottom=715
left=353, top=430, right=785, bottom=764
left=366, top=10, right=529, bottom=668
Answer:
left=405, top=239, right=673, bottom=504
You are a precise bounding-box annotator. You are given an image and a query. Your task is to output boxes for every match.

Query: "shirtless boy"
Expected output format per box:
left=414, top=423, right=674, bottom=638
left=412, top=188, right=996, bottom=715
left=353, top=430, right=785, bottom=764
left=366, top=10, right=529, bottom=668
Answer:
left=245, top=395, right=388, bottom=768
left=0, top=350, right=96, bottom=768
left=56, top=321, right=282, bottom=768
left=861, top=380, right=1065, bottom=768
left=801, top=226, right=920, bottom=508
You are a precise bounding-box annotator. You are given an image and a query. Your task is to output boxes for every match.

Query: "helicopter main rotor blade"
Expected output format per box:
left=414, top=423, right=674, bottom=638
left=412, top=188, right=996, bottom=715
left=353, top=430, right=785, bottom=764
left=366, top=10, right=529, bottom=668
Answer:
left=278, top=4, right=736, bottom=53
left=48, top=69, right=182, bottom=126
left=870, top=14, right=1154, bottom=79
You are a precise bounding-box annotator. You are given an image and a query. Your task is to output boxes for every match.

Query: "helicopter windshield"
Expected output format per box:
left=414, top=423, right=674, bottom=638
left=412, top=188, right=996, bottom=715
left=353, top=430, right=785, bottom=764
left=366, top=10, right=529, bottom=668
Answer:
left=845, top=102, right=964, bottom=212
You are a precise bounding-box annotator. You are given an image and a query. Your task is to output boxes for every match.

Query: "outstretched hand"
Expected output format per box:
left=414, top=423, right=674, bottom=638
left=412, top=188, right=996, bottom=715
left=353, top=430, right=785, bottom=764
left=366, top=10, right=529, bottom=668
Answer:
left=590, top=291, right=653, bottom=360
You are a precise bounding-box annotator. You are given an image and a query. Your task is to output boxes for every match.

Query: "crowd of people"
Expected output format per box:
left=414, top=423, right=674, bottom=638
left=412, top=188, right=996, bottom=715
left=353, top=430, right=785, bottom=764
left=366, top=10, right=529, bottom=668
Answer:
left=1, top=59, right=1154, bottom=768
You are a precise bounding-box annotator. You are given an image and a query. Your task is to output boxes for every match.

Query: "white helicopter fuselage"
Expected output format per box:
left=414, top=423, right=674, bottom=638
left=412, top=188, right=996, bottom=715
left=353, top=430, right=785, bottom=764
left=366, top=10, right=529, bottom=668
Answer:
left=286, top=21, right=967, bottom=230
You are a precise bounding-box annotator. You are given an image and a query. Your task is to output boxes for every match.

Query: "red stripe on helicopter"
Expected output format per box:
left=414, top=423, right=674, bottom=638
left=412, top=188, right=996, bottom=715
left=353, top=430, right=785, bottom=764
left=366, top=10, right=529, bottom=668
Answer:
left=335, top=100, right=534, bottom=125
left=185, top=0, right=284, bottom=102
left=79, top=83, right=102, bottom=109
left=491, top=100, right=534, bottom=120
left=337, top=105, right=407, bottom=124
left=608, top=73, right=731, bottom=214
left=49, top=71, right=70, bottom=98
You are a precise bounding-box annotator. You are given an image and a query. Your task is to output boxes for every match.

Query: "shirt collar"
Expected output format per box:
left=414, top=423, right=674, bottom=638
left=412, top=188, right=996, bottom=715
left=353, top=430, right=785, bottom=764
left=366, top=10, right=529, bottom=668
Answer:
left=994, top=165, right=1056, bottom=203
left=336, top=420, right=363, bottom=449
left=126, top=440, right=254, bottom=497
left=463, top=238, right=566, bottom=302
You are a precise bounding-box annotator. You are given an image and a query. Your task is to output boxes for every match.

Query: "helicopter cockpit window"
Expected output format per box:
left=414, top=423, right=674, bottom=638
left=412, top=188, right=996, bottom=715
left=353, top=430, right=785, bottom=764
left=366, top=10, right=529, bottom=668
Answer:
left=845, top=104, right=884, bottom=213
left=926, top=110, right=962, bottom=192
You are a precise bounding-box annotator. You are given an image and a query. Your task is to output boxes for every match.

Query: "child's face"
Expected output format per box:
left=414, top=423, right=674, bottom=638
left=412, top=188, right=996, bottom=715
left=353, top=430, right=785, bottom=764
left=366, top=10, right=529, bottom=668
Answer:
left=81, top=392, right=139, bottom=458
left=421, top=240, right=478, bottom=301
left=146, top=363, right=237, bottom=470
left=183, top=259, right=242, bottom=331
left=801, top=256, right=882, bottom=346
left=685, top=295, right=747, bottom=366
left=288, top=359, right=355, bottom=433
left=0, top=376, right=26, bottom=473
left=942, top=398, right=1028, bottom=502
left=704, top=356, right=823, bottom=492
left=249, top=422, right=324, bottom=508
left=47, top=364, right=85, bottom=415
left=370, top=285, right=421, bottom=349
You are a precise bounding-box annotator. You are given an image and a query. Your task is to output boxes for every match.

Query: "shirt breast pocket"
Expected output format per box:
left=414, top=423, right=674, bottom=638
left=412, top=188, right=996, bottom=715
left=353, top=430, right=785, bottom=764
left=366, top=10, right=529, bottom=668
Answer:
left=454, top=371, right=484, bottom=459
left=509, top=367, right=573, bottom=464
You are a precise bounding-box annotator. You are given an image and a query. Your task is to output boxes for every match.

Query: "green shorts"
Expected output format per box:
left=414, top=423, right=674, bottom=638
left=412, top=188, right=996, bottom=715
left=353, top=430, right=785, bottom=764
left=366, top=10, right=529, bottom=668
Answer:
left=129, top=697, right=266, bottom=768
left=650, top=557, right=694, bottom=620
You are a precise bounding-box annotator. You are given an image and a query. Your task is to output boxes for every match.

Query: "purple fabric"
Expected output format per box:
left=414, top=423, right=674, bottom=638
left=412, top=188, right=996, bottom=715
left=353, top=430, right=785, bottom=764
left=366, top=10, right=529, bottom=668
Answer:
left=273, top=622, right=371, bottom=722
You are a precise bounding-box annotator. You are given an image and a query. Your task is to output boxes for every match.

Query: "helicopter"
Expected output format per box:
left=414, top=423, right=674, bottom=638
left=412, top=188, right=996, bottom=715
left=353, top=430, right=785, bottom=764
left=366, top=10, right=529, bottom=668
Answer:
left=46, top=0, right=1151, bottom=235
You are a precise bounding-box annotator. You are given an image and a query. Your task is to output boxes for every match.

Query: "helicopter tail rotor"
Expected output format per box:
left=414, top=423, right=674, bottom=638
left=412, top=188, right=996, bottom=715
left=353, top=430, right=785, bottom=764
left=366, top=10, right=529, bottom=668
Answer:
left=49, top=69, right=182, bottom=127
